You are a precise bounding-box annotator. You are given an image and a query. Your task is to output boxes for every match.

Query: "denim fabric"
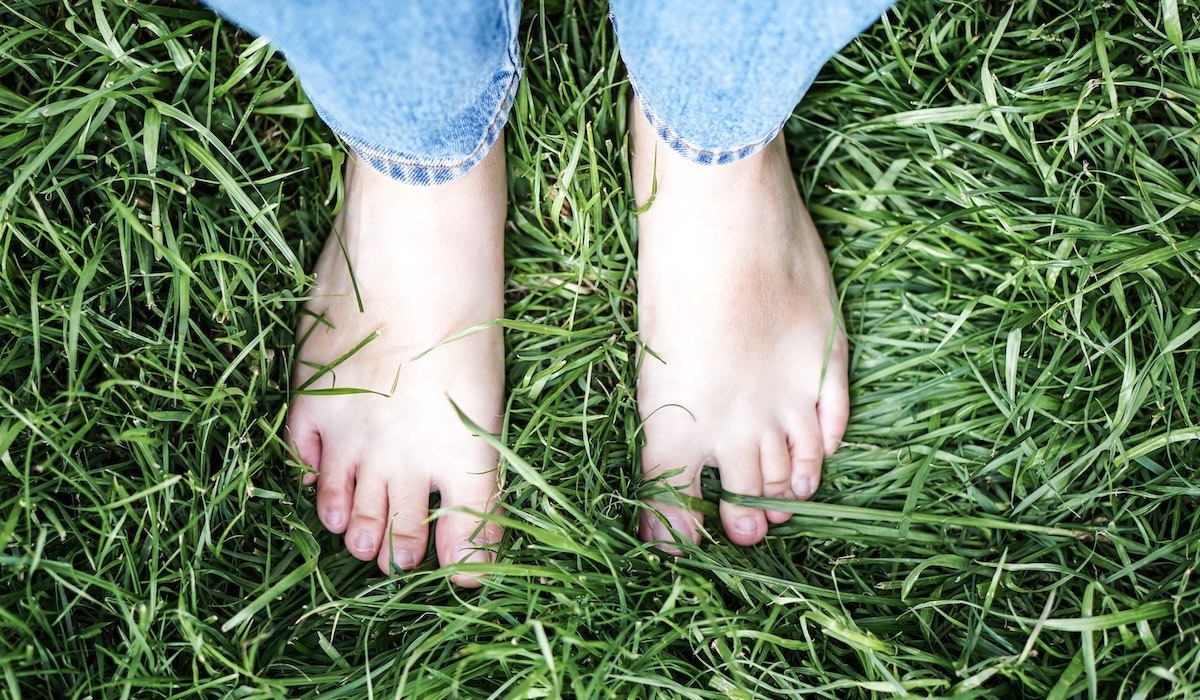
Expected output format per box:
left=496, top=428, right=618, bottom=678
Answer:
left=204, top=1, right=893, bottom=183
left=610, top=0, right=897, bottom=165
left=204, top=0, right=521, bottom=185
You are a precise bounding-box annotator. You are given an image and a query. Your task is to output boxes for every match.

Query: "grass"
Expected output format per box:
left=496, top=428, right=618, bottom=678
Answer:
left=1, top=0, right=1198, bottom=697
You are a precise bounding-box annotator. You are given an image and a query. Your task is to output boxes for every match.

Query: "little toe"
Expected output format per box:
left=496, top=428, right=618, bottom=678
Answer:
left=759, top=432, right=795, bottom=524
left=716, top=444, right=767, bottom=546
left=434, top=469, right=502, bottom=588
left=287, top=415, right=322, bottom=486
left=787, top=417, right=825, bottom=501
left=344, top=468, right=389, bottom=561
left=314, top=452, right=355, bottom=534
left=377, top=478, right=432, bottom=574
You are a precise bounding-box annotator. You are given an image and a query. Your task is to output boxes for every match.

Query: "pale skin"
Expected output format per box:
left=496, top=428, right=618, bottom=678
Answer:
left=631, top=106, right=850, bottom=550
left=286, top=100, right=849, bottom=582
left=287, top=138, right=507, bottom=587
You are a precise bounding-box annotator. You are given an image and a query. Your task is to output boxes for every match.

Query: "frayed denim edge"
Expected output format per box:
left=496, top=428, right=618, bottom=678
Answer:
left=625, top=72, right=788, bottom=167
left=313, top=0, right=522, bottom=186
left=314, top=68, right=519, bottom=186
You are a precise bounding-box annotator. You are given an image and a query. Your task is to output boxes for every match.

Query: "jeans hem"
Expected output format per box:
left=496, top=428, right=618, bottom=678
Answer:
left=316, top=64, right=520, bottom=186
left=627, top=74, right=786, bottom=167
left=316, top=0, right=521, bottom=186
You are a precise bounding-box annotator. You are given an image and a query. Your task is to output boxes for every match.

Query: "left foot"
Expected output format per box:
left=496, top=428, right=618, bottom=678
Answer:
left=631, top=101, right=850, bottom=550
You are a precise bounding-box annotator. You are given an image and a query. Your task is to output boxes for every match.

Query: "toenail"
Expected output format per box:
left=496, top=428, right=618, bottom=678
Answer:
left=454, top=540, right=486, bottom=563
left=392, top=549, right=415, bottom=569
left=734, top=517, right=758, bottom=536
left=794, top=476, right=818, bottom=500
left=324, top=509, right=346, bottom=530
left=353, top=532, right=374, bottom=553
left=640, top=515, right=660, bottom=539
left=666, top=515, right=691, bottom=538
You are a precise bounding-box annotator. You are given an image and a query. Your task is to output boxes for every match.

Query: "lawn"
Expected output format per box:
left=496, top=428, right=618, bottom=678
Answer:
left=1, top=0, right=1198, bottom=697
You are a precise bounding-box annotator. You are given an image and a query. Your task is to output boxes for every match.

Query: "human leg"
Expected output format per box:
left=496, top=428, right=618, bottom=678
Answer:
left=203, top=0, right=520, bottom=584
left=610, top=0, right=894, bottom=549
left=204, top=0, right=521, bottom=183
left=610, top=0, right=894, bottom=165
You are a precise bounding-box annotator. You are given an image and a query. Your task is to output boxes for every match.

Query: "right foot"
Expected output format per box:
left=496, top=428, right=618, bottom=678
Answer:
left=286, top=144, right=507, bottom=587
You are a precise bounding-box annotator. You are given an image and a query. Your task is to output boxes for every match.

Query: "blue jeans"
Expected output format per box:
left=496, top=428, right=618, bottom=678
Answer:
left=204, top=0, right=895, bottom=184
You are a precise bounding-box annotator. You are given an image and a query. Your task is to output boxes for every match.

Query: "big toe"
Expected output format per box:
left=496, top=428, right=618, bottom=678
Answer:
left=817, top=334, right=851, bottom=457
left=639, top=503, right=702, bottom=555
left=435, top=468, right=502, bottom=588
left=639, top=444, right=704, bottom=554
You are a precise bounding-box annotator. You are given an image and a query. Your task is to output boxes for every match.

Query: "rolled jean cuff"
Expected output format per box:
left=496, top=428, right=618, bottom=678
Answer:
left=203, top=0, right=522, bottom=187
left=320, top=64, right=520, bottom=186
left=611, top=0, right=896, bottom=168
left=628, top=74, right=784, bottom=167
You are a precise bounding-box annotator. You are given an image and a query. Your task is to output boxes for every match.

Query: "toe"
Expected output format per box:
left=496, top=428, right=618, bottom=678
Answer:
left=377, top=476, right=432, bottom=574
left=314, top=451, right=355, bottom=534
left=639, top=442, right=704, bottom=553
left=434, top=463, right=502, bottom=588
left=816, top=333, right=850, bottom=457
left=787, top=416, right=825, bottom=500
left=286, top=408, right=322, bottom=486
left=715, top=443, right=767, bottom=546
left=759, top=431, right=795, bottom=524
left=344, top=467, right=389, bottom=561
left=639, top=503, right=702, bottom=556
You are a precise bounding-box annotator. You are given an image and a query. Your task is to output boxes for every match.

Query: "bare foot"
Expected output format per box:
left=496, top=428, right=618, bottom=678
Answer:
left=287, top=143, right=506, bottom=586
left=631, top=102, right=850, bottom=551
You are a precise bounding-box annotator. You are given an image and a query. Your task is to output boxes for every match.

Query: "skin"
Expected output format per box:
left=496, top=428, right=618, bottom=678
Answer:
left=630, top=101, right=850, bottom=550
left=285, top=98, right=851, bottom=581
left=287, top=139, right=507, bottom=587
